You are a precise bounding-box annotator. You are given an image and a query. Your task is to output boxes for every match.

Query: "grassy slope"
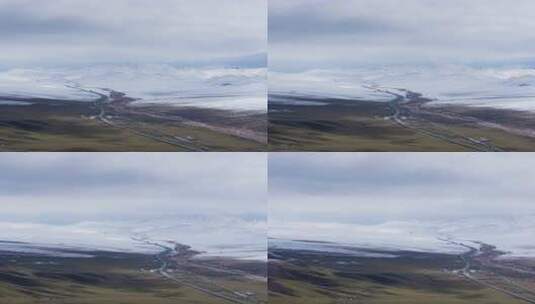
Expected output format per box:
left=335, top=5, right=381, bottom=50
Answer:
left=0, top=253, right=262, bottom=303
left=269, top=250, right=527, bottom=304
left=268, top=99, right=535, bottom=151
left=0, top=103, right=264, bottom=152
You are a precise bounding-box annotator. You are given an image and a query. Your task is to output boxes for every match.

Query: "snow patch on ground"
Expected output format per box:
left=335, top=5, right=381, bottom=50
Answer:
left=270, top=215, right=535, bottom=257
left=270, top=220, right=463, bottom=255
left=271, top=66, right=535, bottom=112
left=0, top=241, right=95, bottom=258
left=0, top=215, right=266, bottom=261
left=0, top=69, right=98, bottom=101
left=0, top=100, right=33, bottom=106
left=269, top=70, right=393, bottom=102
left=269, top=239, right=398, bottom=258
left=0, top=65, right=266, bottom=112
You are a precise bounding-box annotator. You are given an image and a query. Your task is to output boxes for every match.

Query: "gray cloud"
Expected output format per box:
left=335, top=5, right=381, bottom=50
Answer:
left=0, top=7, right=104, bottom=37
left=0, top=153, right=266, bottom=223
left=0, top=0, right=266, bottom=67
left=269, top=153, right=535, bottom=224
left=269, top=0, right=535, bottom=71
left=269, top=5, right=401, bottom=42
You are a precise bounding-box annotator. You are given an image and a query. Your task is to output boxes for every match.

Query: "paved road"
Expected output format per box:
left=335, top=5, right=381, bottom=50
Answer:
left=68, top=84, right=205, bottom=151
left=133, top=236, right=258, bottom=304
left=441, top=238, right=535, bottom=303
left=365, top=85, right=503, bottom=151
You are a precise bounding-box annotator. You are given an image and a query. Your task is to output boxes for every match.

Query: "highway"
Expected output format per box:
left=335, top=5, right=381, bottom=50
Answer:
left=442, top=238, right=535, bottom=303
left=68, top=84, right=206, bottom=151
left=133, top=237, right=263, bottom=304
left=365, top=85, right=503, bottom=151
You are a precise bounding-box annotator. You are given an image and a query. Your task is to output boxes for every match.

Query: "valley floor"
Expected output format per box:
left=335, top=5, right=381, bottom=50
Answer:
left=268, top=246, right=535, bottom=304
left=0, top=93, right=265, bottom=152
left=0, top=246, right=267, bottom=304
left=268, top=94, right=535, bottom=151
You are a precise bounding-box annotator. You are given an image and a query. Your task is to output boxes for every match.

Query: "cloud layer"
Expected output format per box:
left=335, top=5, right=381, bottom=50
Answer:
left=269, top=0, right=535, bottom=71
left=270, top=153, right=535, bottom=224
left=0, top=153, right=266, bottom=223
left=0, top=0, right=266, bottom=67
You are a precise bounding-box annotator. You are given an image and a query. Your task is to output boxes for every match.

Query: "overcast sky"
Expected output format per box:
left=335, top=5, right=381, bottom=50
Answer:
left=270, top=153, right=535, bottom=225
left=0, top=153, right=266, bottom=224
left=269, top=0, right=535, bottom=71
left=0, top=0, right=266, bottom=68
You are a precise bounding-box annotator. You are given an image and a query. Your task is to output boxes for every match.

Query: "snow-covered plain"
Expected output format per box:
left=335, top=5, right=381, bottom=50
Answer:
left=269, top=239, right=398, bottom=258
left=270, top=66, right=535, bottom=112
left=0, top=65, right=266, bottom=112
left=270, top=215, right=535, bottom=258
left=0, top=100, right=33, bottom=106
left=0, top=215, right=266, bottom=261
left=269, top=70, right=393, bottom=102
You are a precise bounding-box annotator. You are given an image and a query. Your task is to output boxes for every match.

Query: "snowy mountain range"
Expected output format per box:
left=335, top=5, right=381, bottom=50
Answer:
left=0, top=215, right=267, bottom=261
left=0, top=64, right=266, bottom=112
left=270, top=66, right=535, bottom=111
left=270, top=215, right=535, bottom=258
